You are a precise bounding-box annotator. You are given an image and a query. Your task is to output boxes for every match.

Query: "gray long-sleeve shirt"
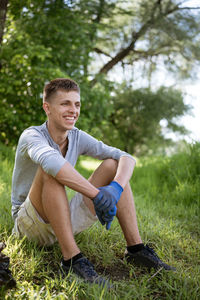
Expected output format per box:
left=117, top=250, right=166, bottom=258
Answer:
left=11, top=122, right=135, bottom=220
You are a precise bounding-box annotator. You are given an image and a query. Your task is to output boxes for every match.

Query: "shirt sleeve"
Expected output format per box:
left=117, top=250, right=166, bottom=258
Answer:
left=19, top=128, right=66, bottom=177
left=78, top=130, right=136, bottom=163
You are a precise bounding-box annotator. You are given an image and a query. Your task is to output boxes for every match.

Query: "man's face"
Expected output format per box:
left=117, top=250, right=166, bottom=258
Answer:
left=43, top=90, right=81, bottom=132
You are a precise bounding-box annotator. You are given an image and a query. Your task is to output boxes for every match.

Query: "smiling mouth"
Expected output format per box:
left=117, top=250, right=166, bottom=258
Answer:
left=63, top=116, right=76, bottom=120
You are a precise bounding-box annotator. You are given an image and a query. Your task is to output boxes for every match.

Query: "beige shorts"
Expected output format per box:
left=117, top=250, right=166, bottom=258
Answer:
left=12, top=193, right=97, bottom=246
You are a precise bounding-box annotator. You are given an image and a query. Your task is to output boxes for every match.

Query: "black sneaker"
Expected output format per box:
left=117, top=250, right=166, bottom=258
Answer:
left=125, top=244, right=176, bottom=271
left=60, top=256, right=110, bottom=287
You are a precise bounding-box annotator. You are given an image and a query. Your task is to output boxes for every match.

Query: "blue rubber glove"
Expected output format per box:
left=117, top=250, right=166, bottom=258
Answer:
left=106, top=181, right=124, bottom=204
left=93, top=181, right=123, bottom=229
left=101, top=181, right=123, bottom=229
left=103, top=206, right=117, bottom=230
left=93, top=181, right=123, bottom=213
left=95, top=206, right=116, bottom=228
left=95, top=208, right=105, bottom=226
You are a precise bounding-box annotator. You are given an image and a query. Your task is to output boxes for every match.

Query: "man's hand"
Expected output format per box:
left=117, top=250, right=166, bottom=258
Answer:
left=95, top=206, right=117, bottom=229
left=93, top=181, right=123, bottom=229
left=93, top=181, right=123, bottom=212
left=102, top=207, right=117, bottom=230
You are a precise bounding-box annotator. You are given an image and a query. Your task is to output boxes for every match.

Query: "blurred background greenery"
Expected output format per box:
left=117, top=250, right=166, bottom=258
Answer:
left=0, top=0, right=200, bottom=155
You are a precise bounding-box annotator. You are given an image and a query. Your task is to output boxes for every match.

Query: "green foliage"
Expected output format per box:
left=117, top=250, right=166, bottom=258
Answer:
left=0, top=142, right=199, bottom=299
left=132, top=142, right=200, bottom=210
left=0, top=0, right=200, bottom=151
left=77, top=78, right=114, bottom=136
left=101, top=84, right=190, bottom=153
left=0, top=0, right=114, bottom=144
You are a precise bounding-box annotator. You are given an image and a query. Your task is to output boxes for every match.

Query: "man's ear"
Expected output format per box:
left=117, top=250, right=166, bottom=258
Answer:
left=43, top=102, right=50, bottom=116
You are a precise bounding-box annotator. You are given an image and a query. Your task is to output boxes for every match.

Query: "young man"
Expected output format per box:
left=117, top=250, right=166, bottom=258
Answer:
left=11, top=78, right=175, bottom=287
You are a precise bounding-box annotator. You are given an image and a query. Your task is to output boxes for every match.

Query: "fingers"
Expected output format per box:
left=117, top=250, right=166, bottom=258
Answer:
left=93, top=182, right=122, bottom=229
left=96, top=205, right=117, bottom=230
left=96, top=210, right=105, bottom=225
left=106, top=206, right=117, bottom=217
left=93, top=188, right=116, bottom=212
left=106, top=221, right=112, bottom=230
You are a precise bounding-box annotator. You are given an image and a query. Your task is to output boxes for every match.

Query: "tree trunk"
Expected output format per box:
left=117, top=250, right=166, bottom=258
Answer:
left=0, top=0, right=8, bottom=47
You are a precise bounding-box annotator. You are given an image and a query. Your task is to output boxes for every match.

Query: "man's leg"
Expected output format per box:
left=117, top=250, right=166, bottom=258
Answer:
left=29, top=167, right=80, bottom=260
left=28, top=165, right=112, bottom=286
left=82, top=159, right=142, bottom=245
left=116, top=183, right=142, bottom=245
left=83, top=159, right=175, bottom=271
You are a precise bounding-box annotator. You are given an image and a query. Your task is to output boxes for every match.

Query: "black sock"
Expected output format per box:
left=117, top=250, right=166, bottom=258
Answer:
left=62, top=252, right=83, bottom=267
left=127, top=243, right=144, bottom=254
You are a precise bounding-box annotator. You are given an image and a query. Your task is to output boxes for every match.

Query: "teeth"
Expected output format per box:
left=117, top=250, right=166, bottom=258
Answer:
left=64, top=117, right=74, bottom=120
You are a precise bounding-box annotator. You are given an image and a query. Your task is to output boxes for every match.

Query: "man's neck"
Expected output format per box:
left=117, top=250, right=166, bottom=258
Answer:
left=46, top=121, right=68, bottom=146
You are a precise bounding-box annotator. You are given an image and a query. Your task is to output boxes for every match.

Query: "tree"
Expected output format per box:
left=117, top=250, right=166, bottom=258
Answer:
left=0, top=0, right=199, bottom=150
left=101, top=85, right=190, bottom=154
left=0, top=0, right=115, bottom=144
left=92, top=0, right=200, bottom=82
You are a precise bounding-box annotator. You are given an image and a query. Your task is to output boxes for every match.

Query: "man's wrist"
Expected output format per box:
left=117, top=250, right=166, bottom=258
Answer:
left=112, top=177, right=126, bottom=189
left=91, top=188, right=100, bottom=200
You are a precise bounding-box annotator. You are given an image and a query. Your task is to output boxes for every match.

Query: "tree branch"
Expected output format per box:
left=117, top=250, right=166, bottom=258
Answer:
left=93, top=47, right=112, bottom=58
left=93, top=0, right=105, bottom=23
left=96, top=19, right=157, bottom=75
left=92, top=2, right=199, bottom=81
left=93, top=3, right=164, bottom=77
left=178, top=7, right=200, bottom=10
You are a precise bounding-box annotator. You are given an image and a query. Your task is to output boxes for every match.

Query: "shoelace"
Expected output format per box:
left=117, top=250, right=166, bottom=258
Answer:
left=78, top=258, right=97, bottom=277
left=145, top=245, right=159, bottom=259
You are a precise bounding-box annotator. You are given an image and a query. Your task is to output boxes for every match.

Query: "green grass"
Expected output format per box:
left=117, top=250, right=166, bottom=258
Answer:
left=0, top=142, right=199, bottom=299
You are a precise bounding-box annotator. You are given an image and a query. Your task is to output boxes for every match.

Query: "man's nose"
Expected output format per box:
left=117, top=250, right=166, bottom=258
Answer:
left=69, top=105, right=76, bottom=113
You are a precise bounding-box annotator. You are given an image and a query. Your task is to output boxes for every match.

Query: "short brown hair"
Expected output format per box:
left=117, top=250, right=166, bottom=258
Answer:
left=43, top=78, right=80, bottom=102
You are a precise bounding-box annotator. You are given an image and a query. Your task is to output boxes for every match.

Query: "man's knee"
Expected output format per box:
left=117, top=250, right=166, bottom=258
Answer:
left=102, top=158, right=118, bottom=173
left=34, top=166, right=62, bottom=187
left=96, top=158, right=118, bottom=181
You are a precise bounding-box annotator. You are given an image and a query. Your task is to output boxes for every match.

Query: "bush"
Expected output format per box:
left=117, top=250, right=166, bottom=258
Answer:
left=132, top=142, right=200, bottom=207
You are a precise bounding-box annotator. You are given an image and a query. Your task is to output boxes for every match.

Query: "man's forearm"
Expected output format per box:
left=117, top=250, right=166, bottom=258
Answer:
left=113, top=156, right=135, bottom=188
left=55, top=162, right=99, bottom=199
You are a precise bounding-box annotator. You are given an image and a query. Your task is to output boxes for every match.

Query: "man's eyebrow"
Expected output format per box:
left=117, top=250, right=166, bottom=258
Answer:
left=60, top=99, right=80, bottom=102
